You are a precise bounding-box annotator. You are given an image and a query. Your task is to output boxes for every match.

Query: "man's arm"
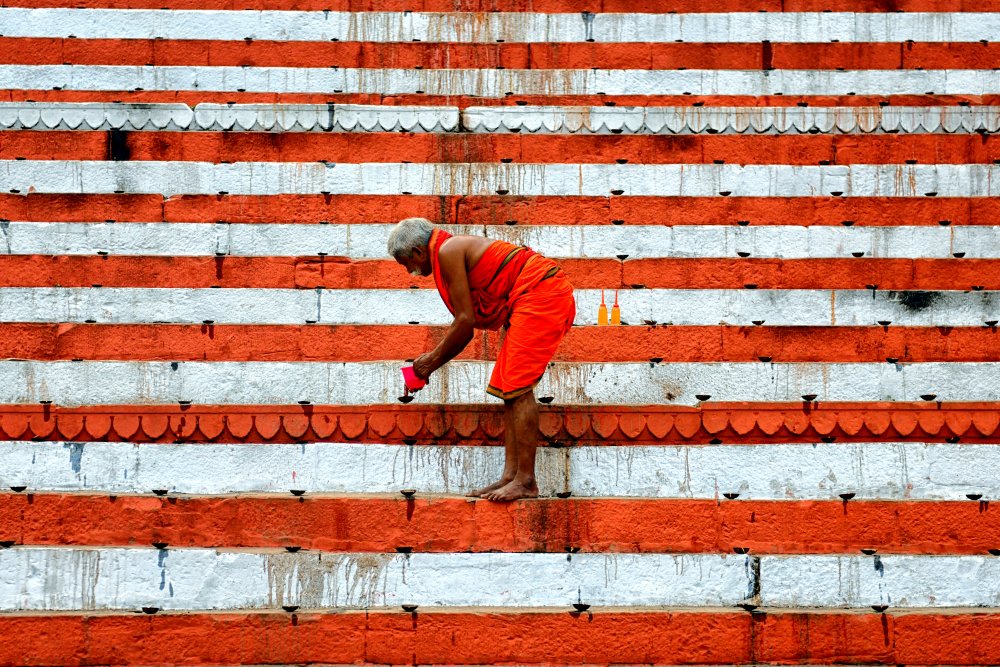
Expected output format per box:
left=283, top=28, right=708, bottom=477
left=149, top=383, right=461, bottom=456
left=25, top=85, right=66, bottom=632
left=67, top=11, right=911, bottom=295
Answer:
left=412, top=240, right=475, bottom=378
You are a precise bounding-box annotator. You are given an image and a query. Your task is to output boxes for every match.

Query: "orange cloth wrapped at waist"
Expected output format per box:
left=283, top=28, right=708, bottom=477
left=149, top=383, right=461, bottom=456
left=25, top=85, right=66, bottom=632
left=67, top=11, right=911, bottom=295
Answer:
left=430, top=228, right=560, bottom=331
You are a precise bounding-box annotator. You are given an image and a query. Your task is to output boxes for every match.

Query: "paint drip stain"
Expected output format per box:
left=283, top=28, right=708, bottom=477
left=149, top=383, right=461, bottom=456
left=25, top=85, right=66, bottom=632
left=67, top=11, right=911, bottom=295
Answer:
left=265, top=552, right=394, bottom=609
left=64, top=442, right=84, bottom=473
left=0, top=220, right=11, bottom=253
left=581, top=12, right=596, bottom=42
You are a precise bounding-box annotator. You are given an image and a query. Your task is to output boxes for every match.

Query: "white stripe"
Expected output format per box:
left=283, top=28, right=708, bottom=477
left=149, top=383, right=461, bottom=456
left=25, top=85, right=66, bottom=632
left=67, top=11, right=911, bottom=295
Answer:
left=2, top=440, right=996, bottom=501
left=2, top=288, right=998, bottom=327
left=4, top=102, right=998, bottom=134
left=0, top=548, right=754, bottom=610
left=1, top=548, right=997, bottom=610
left=1, top=10, right=998, bottom=43
left=3, top=161, right=997, bottom=197
left=573, top=443, right=998, bottom=501
left=2, top=66, right=997, bottom=97
left=761, top=556, right=1000, bottom=608
left=0, top=360, right=997, bottom=405
left=2, top=223, right=994, bottom=260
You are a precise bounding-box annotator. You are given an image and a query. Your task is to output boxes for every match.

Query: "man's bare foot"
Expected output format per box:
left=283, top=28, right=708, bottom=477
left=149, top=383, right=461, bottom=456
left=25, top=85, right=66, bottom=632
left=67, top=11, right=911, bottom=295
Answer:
left=466, top=477, right=513, bottom=498
left=484, top=479, right=539, bottom=502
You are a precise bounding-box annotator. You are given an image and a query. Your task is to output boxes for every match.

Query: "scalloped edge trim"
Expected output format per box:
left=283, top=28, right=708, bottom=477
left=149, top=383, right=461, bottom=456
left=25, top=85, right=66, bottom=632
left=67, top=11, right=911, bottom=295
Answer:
left=1, top=402, right=997, bottom=444
left=1, top=103, right=997, bottom=134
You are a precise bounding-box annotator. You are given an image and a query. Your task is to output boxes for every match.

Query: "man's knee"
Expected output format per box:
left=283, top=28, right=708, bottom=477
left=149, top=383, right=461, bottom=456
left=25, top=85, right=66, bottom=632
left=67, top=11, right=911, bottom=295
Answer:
left=504, top=389, right=535, bottom=408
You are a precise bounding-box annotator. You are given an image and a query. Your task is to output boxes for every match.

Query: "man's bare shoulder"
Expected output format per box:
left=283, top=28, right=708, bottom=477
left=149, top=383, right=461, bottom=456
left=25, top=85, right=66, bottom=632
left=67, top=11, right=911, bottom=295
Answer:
left=439, top=235, right=493, bottom=274
left=439, top=235, right=492, bottom=257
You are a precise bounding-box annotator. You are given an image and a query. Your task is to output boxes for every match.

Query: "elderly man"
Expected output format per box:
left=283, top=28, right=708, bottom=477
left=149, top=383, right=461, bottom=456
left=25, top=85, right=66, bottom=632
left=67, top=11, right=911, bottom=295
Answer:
left=388, top=218, right=576, bottom=501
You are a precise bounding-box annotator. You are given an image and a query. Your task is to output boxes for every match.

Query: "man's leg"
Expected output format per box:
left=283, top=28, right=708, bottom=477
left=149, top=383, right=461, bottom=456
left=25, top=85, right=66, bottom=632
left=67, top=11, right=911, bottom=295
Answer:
left=466, top=405, right=517, bottom=497
left=484, top=389, right=539, bottom=502
left=479, top=274, right=574, bottom=502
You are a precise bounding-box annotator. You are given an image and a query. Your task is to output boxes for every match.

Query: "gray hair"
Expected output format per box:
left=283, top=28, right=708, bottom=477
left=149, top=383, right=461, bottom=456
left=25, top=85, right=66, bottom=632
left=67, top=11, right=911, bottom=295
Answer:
left=387, top=217, right=435, bottom=260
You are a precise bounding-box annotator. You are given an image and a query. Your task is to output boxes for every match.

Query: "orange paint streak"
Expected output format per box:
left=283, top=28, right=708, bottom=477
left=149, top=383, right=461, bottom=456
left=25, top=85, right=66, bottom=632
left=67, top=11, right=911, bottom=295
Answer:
left=5, top=38, right=1000, bottom=70
left=2, top=194, right=999, bottom=226
left=3, top=494, right=999, bottom=555
left=0, top=610, right=999, bottom=666
left=0, top=256, right=996, bottom=290
left=3, top=323, right=1000, bottom=363
left=1, top=402, right=998, bottom=445
left=3, top=131, right=999, bottom=165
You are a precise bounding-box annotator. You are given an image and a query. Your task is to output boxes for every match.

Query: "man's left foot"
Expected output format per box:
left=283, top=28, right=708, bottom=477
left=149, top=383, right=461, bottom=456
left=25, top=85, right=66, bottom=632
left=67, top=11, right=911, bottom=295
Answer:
left=484, top=479, right=539, bottom=502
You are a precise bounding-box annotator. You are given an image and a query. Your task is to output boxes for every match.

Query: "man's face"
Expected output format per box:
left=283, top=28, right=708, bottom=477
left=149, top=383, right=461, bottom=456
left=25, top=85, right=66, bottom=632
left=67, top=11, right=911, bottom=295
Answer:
left=397, top=246, right=432, bottom=277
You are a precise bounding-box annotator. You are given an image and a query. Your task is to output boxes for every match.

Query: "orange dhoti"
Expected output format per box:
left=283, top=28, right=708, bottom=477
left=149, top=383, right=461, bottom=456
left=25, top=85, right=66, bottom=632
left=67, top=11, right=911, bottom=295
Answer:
left=487, top=267, right=575, bottom=399
left=429, top=228, right=576, bottom=400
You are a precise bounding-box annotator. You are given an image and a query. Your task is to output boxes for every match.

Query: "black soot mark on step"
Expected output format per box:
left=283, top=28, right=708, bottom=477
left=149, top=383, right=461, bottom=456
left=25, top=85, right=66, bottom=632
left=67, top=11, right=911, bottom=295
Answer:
left=107, top=129, right=131, bottom=161
left=761, top=41, right=773, bottom=71
left=158, top=549, right=169, bottom=590
left=892, top=291, right=940, bottom=311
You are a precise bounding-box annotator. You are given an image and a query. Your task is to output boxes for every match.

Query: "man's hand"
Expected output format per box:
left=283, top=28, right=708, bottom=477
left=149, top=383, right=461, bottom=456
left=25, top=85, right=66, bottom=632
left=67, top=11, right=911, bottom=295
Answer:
left=413, top=353, right=435, bottom=380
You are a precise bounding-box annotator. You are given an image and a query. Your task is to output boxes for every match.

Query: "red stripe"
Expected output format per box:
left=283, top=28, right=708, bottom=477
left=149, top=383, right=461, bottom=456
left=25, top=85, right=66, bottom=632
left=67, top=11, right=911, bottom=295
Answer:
left=5, top=131, right=1000, bottom=165
left=6, top=38, right=1000, bottom=70
left=4, top=494, right=998, bottom=555
left=5, top=88, right=997, bottom=108
left=0, top=256, right=995, bottom=290
left=1, top=0, right=997, bottom=11
left=1, top=403, right=998, bottom=445
left=3, top=194, right=999, bottom=226
left=4, top=323, right=1000, bottom=363
left=0, top=609, right=998, bottom=666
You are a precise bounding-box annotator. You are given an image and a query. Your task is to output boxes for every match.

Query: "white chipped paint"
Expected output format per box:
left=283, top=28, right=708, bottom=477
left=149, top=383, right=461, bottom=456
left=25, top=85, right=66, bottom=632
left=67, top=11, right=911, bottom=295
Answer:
left=1, top=288, right=997, bottom=327
left=1, top=10, right=998, bottom=43
left=0, top=548, right=754, bottom=610
left=2, top=440, right=997, bottom=501
left=761, top=555, right=1000, bottom=608
left=3, top=102, right=997, bottom=135
left=464, top=105, right=1000, bottom=135
left=1, top=67, right=997, bottom=97
left=2, top=223, right=995, bottom=260
left=2, top=161, right=997, bottom=197
left=0, top=360, right=998, bottom=405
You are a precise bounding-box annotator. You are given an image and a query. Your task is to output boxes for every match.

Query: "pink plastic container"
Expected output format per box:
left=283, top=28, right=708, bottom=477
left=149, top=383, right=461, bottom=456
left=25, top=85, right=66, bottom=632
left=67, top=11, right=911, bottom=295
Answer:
left=402, top=366, right=427, bottom=392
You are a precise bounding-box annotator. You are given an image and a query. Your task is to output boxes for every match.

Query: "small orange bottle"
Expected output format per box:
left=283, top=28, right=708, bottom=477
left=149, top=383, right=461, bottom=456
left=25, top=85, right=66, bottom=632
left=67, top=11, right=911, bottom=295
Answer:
left=611, top=289, right=621, bottom=325
left=598, top=289, right=609, bottom=326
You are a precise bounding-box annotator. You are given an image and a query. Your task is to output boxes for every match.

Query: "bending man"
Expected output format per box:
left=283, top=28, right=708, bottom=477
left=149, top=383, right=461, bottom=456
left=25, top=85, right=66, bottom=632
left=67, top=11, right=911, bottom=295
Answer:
left=388, top=218, right=576, bottom=501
